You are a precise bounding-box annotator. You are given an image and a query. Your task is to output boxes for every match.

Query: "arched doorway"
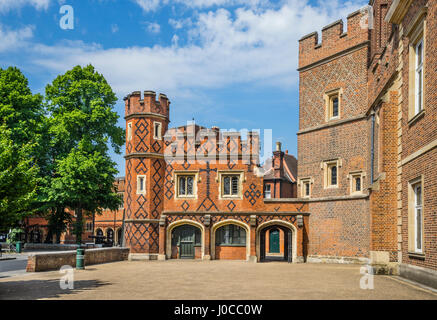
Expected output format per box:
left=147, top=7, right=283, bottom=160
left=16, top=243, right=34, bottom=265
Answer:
left=117, top=228, right=122, bottom=246
left=171, top=224, right=202, bottom=259
left=257, top=221, right=296, bottom=263
left=213, top=222, right=248, bottom=260
left=107, top=228, right=114, bottom=246
left=95, top=229, right=104, bottom=244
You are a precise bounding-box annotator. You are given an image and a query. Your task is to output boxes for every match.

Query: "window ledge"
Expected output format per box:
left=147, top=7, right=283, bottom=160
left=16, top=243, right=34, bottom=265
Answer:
left=408, top=109, right=425, bottom=126
left=408, top=252, right=425, bottom=260
left=216, top=244, right=246, bottom=247
left=325, top=185, right=339, bottom=189
left=220, top=196, right=243, bottom=200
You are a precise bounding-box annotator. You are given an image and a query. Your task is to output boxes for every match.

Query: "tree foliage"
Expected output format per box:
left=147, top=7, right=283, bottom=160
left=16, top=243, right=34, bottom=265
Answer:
left=44, top=65, right=125, bottom=243
left=0, top=67, right=43, bottom=230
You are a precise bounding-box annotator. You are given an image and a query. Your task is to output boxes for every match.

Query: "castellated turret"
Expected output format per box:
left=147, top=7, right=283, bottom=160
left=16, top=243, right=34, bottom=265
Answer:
left=123, top=91, right=169, bottom=259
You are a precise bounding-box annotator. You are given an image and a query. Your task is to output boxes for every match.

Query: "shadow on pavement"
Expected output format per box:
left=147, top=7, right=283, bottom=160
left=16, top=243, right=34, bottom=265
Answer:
left=0, top=279, right=110, bottom=300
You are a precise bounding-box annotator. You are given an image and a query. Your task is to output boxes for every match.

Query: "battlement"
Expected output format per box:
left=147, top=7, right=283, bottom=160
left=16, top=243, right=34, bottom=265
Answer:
left=164, top=124, right=260, bottom=163
left=124, top=90, right=170, bottom=118
left=298, top=8, right=370, bottom=70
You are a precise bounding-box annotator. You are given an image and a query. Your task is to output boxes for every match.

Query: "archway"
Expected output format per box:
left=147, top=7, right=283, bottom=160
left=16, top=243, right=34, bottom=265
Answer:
left=170, top=224, right=202, bottom=259
left=95, top=229, right=104, bottom=244
left=116, top=228, right=122, bottom=246
left=256, top=220, right=297, bottom=263
left=167, top=220, right=205, bottom=259
left=211, top=220, right=250, bottom=260
left=106, top=228, right=114, bottom=246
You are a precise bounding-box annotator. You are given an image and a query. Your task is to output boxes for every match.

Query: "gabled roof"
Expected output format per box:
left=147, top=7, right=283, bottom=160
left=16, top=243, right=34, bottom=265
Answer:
left=261, top=153, right=297, bottom=183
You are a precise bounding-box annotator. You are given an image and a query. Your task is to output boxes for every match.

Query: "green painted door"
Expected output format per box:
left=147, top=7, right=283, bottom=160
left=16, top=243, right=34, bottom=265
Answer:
left=269, top=229, right=280, bottom=253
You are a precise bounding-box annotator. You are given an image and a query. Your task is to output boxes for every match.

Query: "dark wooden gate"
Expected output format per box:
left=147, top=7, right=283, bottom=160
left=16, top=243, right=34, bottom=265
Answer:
left=177, top=225, right=197, bottom=259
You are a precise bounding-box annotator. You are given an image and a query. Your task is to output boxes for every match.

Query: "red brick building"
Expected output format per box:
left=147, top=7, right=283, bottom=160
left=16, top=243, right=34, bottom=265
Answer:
left=23, top=0, right=436, bottom=288
left=298, top=0, right=436, bottom=286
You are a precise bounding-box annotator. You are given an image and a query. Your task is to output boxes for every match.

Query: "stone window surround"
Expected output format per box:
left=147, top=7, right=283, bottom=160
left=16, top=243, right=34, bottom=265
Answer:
left=298, top=177, right=313, bottom=198
left=348, top=171, right=366, bottom=195
left=321, top=159, right=342, bottom=189
left=408, top=175, right=424, bottom=256
left=153, top=121, right=162, bottom=140
left=136, top=175, right=146, bottom=195
left=407, top=10, right=426, bottom=123
left=173, top=171, right=199, bottom=200
left=324, top=88, right=343, bottom=122
left=216, top=170, right=245, bottom=200
left=127, top=122, right=133, bottom=141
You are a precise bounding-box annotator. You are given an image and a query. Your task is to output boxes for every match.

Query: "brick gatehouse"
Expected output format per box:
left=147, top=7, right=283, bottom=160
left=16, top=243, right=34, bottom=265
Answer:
left=24, top=0, right=436, bottom=287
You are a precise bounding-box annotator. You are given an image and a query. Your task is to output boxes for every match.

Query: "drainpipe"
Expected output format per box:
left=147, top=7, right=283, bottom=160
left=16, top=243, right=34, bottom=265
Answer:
left=370, top=110, right=375, bottom=184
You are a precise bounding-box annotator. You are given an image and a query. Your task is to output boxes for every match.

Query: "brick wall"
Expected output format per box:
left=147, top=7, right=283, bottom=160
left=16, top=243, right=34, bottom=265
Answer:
left=215, top=246, right=246, bottom=260
left=399, top=0, right=437, bottom=271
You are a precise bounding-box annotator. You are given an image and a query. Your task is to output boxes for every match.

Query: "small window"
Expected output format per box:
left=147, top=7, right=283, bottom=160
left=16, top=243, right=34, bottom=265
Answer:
left=154, top=121, right=162, bottom=140
left=264, top=184, right=271, bottom=199
left=216, top=224, right=246, bottom=246
left=355, top=177, right=361, bottom=192
left=330, top=165, right=337, bottom=186
left=304, top=182, right=310, bottom=197
left=329, top=94, right=340, bottom=120
left=137, top=175, right=146, bottom=194
left=127, top=122, right=132, bottom=141
left=178, top=175, right=195, bottom=197
left=415, top=39, right=424, bottom=115
left=350, top=173, right=364, bottom=194
left=325, top=161, right=339, bottom=188
left=413, top=182, right=423, bottom=253
left=223, top=175, right=239, bottom=197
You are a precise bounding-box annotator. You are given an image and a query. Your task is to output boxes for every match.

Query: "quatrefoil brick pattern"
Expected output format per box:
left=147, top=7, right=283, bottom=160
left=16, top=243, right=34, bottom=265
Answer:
left=244, top=183, right=262, bottom=206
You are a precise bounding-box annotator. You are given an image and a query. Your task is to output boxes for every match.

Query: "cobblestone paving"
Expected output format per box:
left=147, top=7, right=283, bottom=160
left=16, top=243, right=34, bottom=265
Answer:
left=0, top=260, right=436, bottom=300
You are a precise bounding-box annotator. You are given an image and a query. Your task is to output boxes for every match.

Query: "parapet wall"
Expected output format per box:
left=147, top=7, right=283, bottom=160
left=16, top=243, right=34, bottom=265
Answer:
left=26, top=247, right=130, bottom=272
left=124, top=90, right=170, bottom=119
left=299, top=9, right=370, bottom=70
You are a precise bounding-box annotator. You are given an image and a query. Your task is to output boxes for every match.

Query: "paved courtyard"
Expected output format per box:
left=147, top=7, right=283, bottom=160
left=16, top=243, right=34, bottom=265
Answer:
left=0, top=260, right=436, bottom=300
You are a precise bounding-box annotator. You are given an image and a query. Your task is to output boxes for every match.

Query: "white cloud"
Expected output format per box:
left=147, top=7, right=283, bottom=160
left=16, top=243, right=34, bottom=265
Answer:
left=144, top=22, right=161, bottom=33
left=17, top=0, right=366, bottom=97
left=0, top=0, right=51, bottom=13
left=134, top=0, right=271, bottom=12
left=134, top=0, right=162, bottom=12
left=0, top=25, right=34, bottom=52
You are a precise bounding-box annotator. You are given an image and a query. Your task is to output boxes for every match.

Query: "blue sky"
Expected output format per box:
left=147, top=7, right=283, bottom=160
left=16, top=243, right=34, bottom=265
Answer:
left=0, top=0, right=367, bottom=176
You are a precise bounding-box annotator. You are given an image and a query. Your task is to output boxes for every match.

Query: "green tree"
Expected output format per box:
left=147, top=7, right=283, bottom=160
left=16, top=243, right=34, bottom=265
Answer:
left=0, top=127, right=38, bottom=229
left=0, top=67, right=43, bottom=231
left=44, top=65, right=125, bottom=244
